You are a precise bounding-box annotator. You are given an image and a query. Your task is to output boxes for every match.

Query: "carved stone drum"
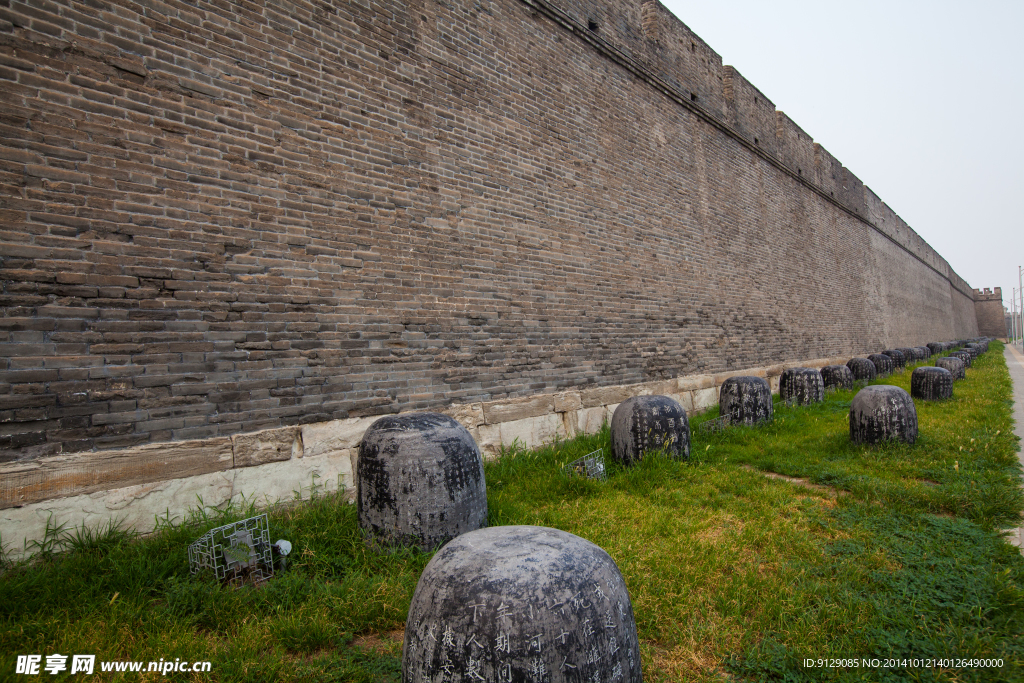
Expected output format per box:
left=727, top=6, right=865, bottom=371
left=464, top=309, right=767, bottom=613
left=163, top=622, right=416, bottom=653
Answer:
left=867, top=354, right=894, bottom=377
left=358, top=413, right=487, bottom=551
left=611, top=395, right=690, bottom=465
left=881, top=349, right=906, bottom=372
left=780, top=368, right=825, bottom=405
left=950, top=350, right=973, bottom=368
left=897, top=347, right=919, bottom=363
left=719, top=376, right=772, bottom=426
left=935, top=357, right=965, bottom=380
left=849, top=385, right=918, bottom=445
left=402, top=526, right=643, bottom=683
left=820, top=364, right=854, bottom=391
left=846, top=357, right=877, bottom=382
left=911, top=367, right=954, bottom=400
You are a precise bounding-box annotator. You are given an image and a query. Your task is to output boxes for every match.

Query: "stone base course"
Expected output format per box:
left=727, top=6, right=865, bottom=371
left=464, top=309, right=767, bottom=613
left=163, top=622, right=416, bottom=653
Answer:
left=0, top=353, right=901, bottom=556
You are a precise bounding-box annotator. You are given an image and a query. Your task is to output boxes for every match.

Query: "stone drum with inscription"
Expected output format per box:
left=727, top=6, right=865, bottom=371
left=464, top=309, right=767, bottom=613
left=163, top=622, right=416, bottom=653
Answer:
left=935, top=356, right=965, bottom=380
left=358, top=413, right=487, bottom=551
left=611, top=395, right=690, bottom=465
left=849, top=385, right=918, bottom=445
left=846, top=358, right=877, bottom=382
left=780, top=368, right=825, bottom=405
left=821, top=364, right=854, bottom=391
left=950, top=350, right=973, bottom=368
left=897, top=347, right=919, bottom=363
left=402, top=526, right=643, bottom=683
left=867, top=354, right=894, bottom=377
left=911, top=366, right=954, bottom=400
left=881, top=349, right=906, bottom=372
left=719, top=376, right=773, bottom=426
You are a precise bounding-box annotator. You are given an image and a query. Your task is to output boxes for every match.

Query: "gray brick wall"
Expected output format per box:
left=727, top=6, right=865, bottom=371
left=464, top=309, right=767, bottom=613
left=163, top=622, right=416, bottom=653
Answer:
left=0, top=0, right=978, bottom=461
left=974, top=288, right=1007, bottom=339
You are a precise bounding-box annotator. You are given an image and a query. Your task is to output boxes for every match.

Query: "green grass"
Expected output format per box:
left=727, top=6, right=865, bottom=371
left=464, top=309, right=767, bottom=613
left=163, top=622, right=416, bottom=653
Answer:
left=1, top=343, right=1022, bottom=682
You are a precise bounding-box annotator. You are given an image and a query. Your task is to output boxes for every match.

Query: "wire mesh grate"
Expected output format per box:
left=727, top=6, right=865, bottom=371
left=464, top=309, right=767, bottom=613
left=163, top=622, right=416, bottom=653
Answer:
left=188, top=514, right=274, bottom=584
left=698, top=415, right=731, bottom=434
left=564, top=449, right=607, bottom=480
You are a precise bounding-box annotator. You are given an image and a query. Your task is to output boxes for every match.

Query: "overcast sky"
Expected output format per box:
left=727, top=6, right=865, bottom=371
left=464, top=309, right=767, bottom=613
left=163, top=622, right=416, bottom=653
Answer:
left=659, top=0, right=1024, bottom=319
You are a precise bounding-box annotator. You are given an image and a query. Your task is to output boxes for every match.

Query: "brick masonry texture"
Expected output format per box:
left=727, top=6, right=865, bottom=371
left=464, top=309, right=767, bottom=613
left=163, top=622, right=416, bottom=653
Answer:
left=974, top=288, right=1007, bottom=339
left=0, top=0, right=978, bottom=466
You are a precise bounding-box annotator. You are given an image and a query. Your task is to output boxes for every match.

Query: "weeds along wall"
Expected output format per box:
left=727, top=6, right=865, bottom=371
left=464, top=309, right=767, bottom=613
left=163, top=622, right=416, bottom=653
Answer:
left=0, top=0, right=978, bottom=528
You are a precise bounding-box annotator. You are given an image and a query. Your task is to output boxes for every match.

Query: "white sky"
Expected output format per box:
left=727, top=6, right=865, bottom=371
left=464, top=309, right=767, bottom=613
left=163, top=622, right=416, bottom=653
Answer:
left=659, top=0, right=1024, bottom=318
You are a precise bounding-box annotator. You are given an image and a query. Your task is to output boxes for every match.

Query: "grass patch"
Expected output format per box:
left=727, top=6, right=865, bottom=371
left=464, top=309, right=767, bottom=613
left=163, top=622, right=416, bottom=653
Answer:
left=1, top=343, right=1022, bottom=682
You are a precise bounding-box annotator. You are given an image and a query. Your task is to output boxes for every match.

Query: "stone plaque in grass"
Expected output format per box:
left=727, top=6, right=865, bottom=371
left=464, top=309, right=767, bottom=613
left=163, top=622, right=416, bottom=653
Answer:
left=935, top=356, right=965, bottom=380
left=403, top=526, right=643, bottom=683
left=821, top=364, right=854, bottom=391
left=846, top=357, right=877, bottom=382
left=881, top=349, right=906, bottom=371
left=926, top=342, right=944, bottom=356
left=357, top=413, right=487, bottom=551
left=911, top=366, right=954, bottom=400
left=850, top=385, right=918, bottom=445
left=611, top=395, right=690, bottom=465
left=780, top=368, right=825, bottom=405
left=719, top=376, right=772, bottom=426
left=915, top=346, right=932, bottom=359
left=868, top=354, right=894, bottom=377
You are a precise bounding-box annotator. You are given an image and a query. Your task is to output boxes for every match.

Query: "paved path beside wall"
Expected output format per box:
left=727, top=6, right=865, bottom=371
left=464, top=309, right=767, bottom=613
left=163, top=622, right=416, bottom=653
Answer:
left=1003, top=343, right=1024, bottom=552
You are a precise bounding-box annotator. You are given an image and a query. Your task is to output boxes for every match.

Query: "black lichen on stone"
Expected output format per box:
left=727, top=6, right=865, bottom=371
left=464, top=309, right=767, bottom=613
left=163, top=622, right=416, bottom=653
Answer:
left=357, top=413, right=486, bottom=551
left=611, top=395, right=690, bottom=466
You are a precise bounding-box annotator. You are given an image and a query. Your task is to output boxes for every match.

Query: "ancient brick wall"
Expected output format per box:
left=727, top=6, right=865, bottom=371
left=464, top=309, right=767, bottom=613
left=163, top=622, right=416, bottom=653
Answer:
left=0, top=0, right=978, bottom=467
left=974, top=288, right=1007, bottom=339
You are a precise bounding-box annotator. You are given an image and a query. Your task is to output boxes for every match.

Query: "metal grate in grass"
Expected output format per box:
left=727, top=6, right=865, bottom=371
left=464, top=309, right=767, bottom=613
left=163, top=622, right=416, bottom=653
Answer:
left=563, top=449, right=607, bottom=480
left=188, top=513, right=274, bottom=584
left=698, top=415, right=731, bottom=434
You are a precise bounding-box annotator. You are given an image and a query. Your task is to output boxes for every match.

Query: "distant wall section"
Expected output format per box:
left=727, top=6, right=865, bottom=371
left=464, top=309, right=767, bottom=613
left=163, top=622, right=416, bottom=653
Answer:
left=974, top=288, right=1007, bottom=339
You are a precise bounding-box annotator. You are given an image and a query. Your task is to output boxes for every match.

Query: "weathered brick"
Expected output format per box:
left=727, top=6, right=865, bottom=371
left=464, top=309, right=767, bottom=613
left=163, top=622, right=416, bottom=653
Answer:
left=0, top=0, right=978, bottom=470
